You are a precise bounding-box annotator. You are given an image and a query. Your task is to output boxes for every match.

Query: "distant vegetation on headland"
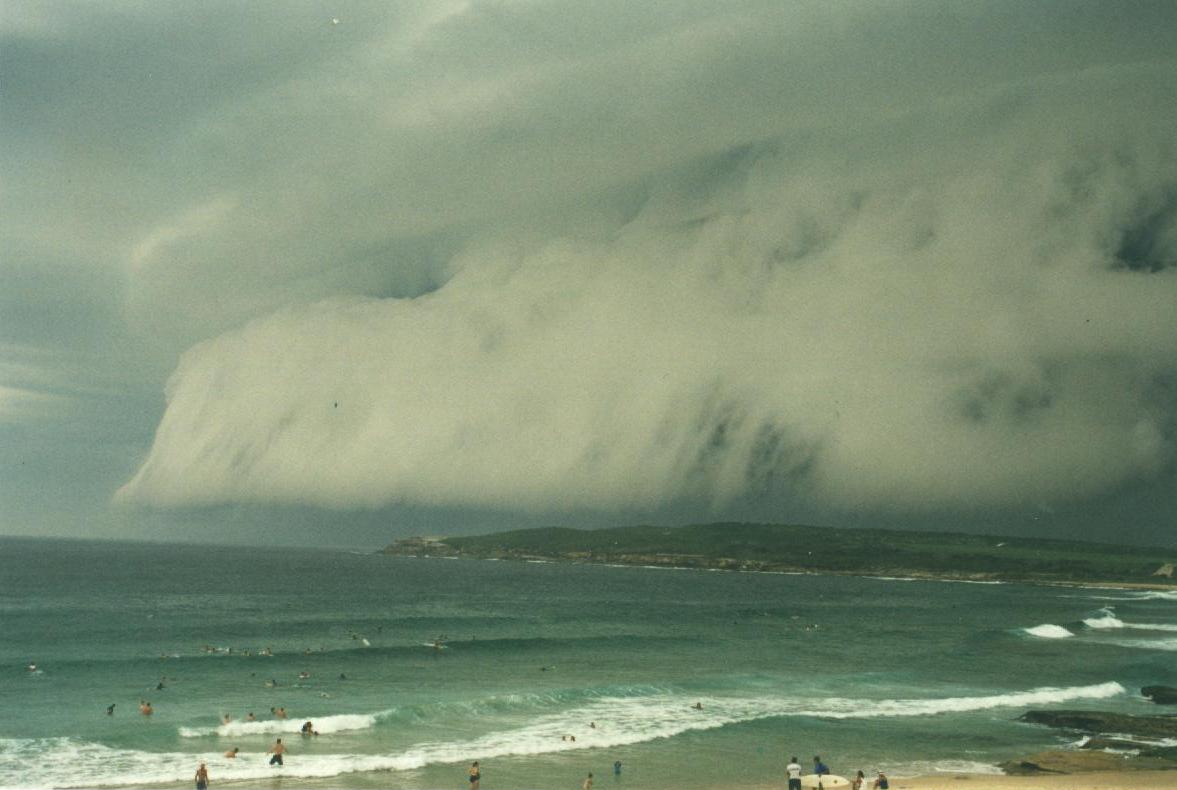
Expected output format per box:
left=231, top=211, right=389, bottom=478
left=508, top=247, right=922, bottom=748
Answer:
left=382, top=522, right=1177, bottom=587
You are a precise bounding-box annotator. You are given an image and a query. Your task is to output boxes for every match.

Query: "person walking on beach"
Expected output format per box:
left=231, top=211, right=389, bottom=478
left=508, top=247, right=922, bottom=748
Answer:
left=873, top=770, right=889, bottom=789
left=468, top=761, right=481, bottom=789
left=786, top=756, right=802, bottom=790
left=194, top=761, right=209, bottom=789
left=813, top=755, right=830, bottom=776
left=852, top=770, right=867, bottom=789
left=267, top=738, right=286, bottom=766
left=582, top=772, right=594, bottom=790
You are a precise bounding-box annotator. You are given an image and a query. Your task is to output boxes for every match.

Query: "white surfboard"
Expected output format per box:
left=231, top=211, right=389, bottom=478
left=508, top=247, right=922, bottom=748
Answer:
left=800, top=774, right=850, bottom=789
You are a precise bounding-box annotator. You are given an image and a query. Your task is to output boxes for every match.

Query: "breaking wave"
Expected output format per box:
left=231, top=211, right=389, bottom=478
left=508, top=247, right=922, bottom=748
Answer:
left=179, top=711, right=384, bottom=738
left=0, top=682, right=1125, bottom=788
left=1023, top=624, right=1074, bottom=639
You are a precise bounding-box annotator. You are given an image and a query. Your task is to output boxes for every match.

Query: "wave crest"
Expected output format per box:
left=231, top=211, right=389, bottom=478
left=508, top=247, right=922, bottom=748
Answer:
left=179, top=711, right=381, bottom=738
left=1024, top=624, right=1074, bottom=639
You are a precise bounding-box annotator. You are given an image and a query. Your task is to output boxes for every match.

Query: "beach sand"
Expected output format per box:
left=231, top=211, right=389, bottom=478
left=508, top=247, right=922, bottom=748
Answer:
left=735, top=773, right=1177, bottom=790
left=893, top=771, right=1177, bottom=789
left=165, top=769, right=1177, bottom=790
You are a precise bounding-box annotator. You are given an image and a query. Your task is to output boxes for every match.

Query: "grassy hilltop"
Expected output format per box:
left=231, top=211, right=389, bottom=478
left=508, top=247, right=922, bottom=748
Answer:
left=382, top=522, right=1176, bottom=586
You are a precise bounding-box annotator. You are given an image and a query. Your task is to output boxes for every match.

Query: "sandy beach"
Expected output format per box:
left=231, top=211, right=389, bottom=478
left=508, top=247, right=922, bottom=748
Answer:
left=133, top=769, right=1177, bottom=790
left=893, top=771, right=1177, bottom=789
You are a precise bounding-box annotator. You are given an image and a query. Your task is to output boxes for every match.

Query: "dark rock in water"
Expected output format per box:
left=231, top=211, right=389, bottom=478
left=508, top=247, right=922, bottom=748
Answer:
left=1019, top=709, right=1177, bottom=739
left=1143, top=685, right=1177, bottom=704
left=1000, top=749, right=1177, bottom=774
left=1082, top=737, right=1177, bottom=760
left=1000, top=759, right=1066, bottom=775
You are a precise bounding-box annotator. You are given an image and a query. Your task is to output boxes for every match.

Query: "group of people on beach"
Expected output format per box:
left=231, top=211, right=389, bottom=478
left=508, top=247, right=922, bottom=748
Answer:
left=786, top=755, right=888, bottom=789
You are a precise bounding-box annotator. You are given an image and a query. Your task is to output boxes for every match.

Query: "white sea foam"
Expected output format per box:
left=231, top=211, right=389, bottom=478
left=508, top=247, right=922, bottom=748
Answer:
left=883, top=759, right=1004, bottom=777
left=1099, top=637, right=1177, bottom=652
left=0, top=682, right=1126, bottom=789
left=1083, top=609, right=1125, bottom=629
left=1023, top=624, right=1073, bottom=638
left=179, top=711, right=383, bottom=738
left=1127, top=622, right=1177, bottom=632
left=1081, top=610, right=1177, bottom=632
left=1128, top=591, right=1177, bottom=601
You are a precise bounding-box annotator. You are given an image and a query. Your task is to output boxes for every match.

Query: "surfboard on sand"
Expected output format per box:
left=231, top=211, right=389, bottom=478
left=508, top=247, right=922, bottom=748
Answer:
left=800, top=775, right=850, bottom=789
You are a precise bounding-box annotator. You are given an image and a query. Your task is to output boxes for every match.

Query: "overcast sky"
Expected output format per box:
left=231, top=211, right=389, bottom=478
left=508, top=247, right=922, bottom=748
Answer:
left=3, top=1, right=1177, bottom=548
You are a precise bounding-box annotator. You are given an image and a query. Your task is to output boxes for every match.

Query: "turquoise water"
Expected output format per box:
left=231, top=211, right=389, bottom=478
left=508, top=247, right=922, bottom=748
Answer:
left=2, top=536, right=1176, bottom=789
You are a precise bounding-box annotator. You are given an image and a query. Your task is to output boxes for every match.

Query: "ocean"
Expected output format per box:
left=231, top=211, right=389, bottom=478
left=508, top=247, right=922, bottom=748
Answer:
left=2, top=536, right=1176, bottom=789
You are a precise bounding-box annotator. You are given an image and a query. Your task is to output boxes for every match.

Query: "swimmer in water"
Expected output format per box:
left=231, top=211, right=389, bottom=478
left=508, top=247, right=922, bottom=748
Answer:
left=222, top=714, right=232, bottom=724
left=245, top=712, right=256, bottom=722
left=300, top=720, right=318, bottom=736
left=139, top=700, right=153, bottom=716
left=691, top=701, right=703, bottom=710
left=271, top=706, right=287, bottom=719
left=106, top=704, right=116, bottom=716
left=224, top=747, right=239, bottom=758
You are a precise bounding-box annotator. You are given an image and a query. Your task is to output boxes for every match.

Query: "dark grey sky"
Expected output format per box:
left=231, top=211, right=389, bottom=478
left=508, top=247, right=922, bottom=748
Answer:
left=3, top=1, right=1177, bottom=548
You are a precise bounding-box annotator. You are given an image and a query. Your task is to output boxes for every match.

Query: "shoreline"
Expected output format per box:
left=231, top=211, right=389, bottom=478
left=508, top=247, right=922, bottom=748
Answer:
left=381, top=550, right=1177, bottom=593
left=129, top=768, right=1177, bottom=790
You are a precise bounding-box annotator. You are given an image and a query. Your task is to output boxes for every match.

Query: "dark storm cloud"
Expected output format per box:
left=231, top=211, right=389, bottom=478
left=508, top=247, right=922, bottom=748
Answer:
left=3, top=2, right=1177, bottom=536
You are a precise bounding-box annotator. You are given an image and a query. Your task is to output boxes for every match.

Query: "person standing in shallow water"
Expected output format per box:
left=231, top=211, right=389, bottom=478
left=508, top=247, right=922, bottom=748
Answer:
left=194, top=761, right=209, bottom=789
left=468, top=760, right=481, bottom=789
left=582, top=772, right=594, bottom=790
left=267, top=738, right=285, bottom=766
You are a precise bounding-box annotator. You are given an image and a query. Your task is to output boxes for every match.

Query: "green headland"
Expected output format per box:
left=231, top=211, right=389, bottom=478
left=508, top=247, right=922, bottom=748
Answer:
left=382, top=522, right=1177, bottom=588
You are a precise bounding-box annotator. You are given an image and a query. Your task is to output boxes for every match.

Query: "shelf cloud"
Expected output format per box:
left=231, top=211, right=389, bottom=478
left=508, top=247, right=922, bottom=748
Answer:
left=116, top=27, right=1177, bottom=515
left=11, top=2, right=1171, bottom=528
